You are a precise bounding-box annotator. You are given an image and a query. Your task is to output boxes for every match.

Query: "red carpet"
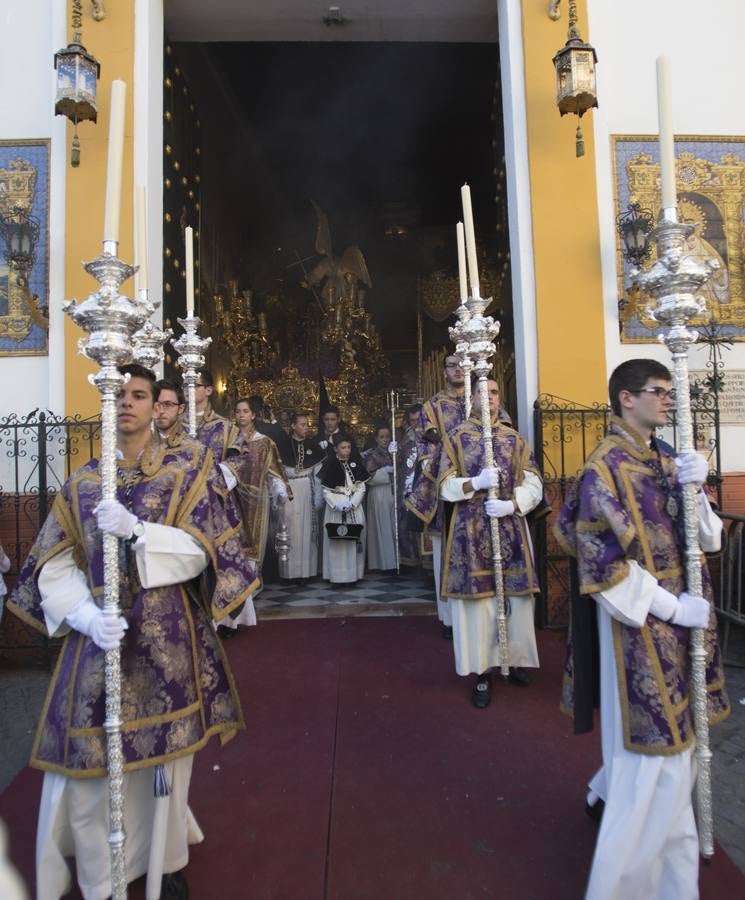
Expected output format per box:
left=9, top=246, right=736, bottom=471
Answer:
left=2, top=617, right=743, bottom=899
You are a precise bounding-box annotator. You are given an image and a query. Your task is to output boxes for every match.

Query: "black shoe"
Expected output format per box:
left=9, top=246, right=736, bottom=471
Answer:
left=508, top=666, right=530, bottom=687
left=441, top=624, right=453, bottom=641
left=161, top=870, right=189, bottom=900
left=216, top=624, right=237, bottom=640
left=585, top=798, right=605, bottom=824
left=471, top=674, right=492, bottom=709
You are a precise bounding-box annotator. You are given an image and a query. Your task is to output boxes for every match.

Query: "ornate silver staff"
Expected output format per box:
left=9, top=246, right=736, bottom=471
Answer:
left=459, top=184, right=509, bottom=676
left=64, top=243, right=151, bottom=900
left=462, top=293, right=509, bottom=677
left=634, top=214, right=717, bottom=857
left=386, top=389, right=401, bottom=574
left=172, top=316, right=211, bottom=438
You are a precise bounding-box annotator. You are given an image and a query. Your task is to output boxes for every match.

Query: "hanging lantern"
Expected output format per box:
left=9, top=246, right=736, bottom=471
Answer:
left=54, top=34, right=100, bottom=168
left=552, top=0, right=598, bottom=158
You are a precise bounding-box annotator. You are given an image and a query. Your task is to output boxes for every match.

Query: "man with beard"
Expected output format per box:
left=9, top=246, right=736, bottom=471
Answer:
left=404, top=355, right=467, bottom=638
left=278, top=413, right=324, bottom=582
left=7, top=364, right=257, bottom=900
left=439, top=378, right=543, bottom=707
left=555, top=358, right=729, bottom=900
left=153, top=379, right=188, bottom=444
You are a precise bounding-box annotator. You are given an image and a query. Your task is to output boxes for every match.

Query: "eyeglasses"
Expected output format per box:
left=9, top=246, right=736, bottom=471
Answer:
left=195, top=383, right=207, bottom=388
left=629, top=387, right=675, bottom=400
left=444, top=362, right=463, bottom=369
left=154, top=401, right=182, bottom=409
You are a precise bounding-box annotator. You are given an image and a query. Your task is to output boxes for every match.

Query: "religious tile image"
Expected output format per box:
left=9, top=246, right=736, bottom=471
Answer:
left=0, top=139, right=50, bottom=356
left=612, top=135, right=745, bottom=343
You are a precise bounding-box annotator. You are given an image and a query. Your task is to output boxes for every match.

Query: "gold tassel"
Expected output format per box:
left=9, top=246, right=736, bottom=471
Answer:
left=71, top=123, right=81, bottom=168
left=575, top=121, right=585, bottom=158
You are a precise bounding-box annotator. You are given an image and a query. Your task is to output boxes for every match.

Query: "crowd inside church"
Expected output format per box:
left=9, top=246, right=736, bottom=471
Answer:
left=0, top=351, right=730, bottom=900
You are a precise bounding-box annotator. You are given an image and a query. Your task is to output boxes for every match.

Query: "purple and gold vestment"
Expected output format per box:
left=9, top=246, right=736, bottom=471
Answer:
left=195, top=406, right=238, bottom=464
left=8, top=439, right=258, bottom=778
left=404, top=391, right=466, bottom=535
left=555, top=417, right=729, bottom=753
left=439, top=416, right=540, bottom=600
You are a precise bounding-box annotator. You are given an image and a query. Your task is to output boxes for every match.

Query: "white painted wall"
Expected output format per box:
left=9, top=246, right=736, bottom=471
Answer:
left=0, top=0, right=66, bottom=420
left=589, top=0, right=745, bottom=472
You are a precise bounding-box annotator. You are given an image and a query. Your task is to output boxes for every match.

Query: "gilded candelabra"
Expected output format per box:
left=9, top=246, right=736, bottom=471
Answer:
left=63, top=239, right=152, bottom=899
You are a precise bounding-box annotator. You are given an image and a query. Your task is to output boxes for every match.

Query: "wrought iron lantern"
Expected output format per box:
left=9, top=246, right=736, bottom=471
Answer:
left=0, top=205, right=40, bottom=271
left=552, top=0, right=598, bottom=157
left=54, top=34, right=100, bottom=167
left=617, top=201, right=655, bottom=268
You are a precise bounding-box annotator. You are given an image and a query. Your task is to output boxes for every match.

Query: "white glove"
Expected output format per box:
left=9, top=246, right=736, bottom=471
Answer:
left=485, top=498, right=514, bottom=518
left=319, top=440, right=329, bottom=450
left=381, top=465, right=394, bottom=474
left=388, top=440, right=398, bottom=454
left=671, top=591, right=710, bottom=629
left=94, top=499, right=138, bottom=539
left=339, top=500, right=353, bottom=512
left=66, top=595, right=128, bottom=651
left=472, top=467, right=500, bottom=492
left=404, top=472, right=415, bottom=495
left=271, top=488, right=288, bottom=509
left=675, top=452, right=708, bottom=488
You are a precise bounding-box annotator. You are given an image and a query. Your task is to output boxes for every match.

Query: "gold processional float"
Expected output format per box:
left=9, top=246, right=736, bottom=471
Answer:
left=201, top=203, right=510, bottom=437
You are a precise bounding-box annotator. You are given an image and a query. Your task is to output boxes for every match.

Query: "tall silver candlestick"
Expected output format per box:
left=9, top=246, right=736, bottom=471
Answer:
left=172, top=315, right=211, bottom=437
left=462, top=291, right=509, bottom=677
left=63, top=240, right=151, bottom=900
left=634, top=214, right=719, bottom=859
left=386, top=389, right=401, bottom=574
left=132, top=289, right=173, bottom=373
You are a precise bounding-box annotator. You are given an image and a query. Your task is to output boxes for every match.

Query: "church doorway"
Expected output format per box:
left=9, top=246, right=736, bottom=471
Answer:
left=161, top=8, right=512, bottom=617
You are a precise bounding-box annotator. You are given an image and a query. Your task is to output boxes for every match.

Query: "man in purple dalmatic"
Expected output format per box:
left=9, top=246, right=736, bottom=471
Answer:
left=555, top=358, right=729, bottom=900
left=404, top=354, right=467, bottom=637
left=7, top=364, right=258, bottom=900
left=438, top=378, right=543, bottom=707
left=192, top=368, right=238, bottom=463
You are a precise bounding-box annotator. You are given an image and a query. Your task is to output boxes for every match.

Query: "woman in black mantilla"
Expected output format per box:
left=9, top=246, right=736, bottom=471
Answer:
left=319, top=435, right=370, bottom=585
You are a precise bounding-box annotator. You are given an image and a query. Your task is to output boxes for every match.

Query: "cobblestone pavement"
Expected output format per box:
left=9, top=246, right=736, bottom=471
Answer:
left=2, top=641, right=744, bottom=873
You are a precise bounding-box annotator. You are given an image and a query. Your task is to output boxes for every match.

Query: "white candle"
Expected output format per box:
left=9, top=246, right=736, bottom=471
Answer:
left=656, top=57, right=677, bottom=215
left=460, top=184, right=480, bottom=298
left=456, top=222, right=468, bottom=302
left=103, top=80, right=127, bottom=244
left=185, top=226, right=195, bottom=317
left=136, top=185, right=147, bottom=292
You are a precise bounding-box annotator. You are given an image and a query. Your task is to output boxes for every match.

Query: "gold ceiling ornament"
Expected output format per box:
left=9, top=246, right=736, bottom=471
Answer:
left=418, top=258, right=509, bottom=323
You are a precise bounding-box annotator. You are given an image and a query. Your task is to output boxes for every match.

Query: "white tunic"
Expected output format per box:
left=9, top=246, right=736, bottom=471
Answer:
left=35, top=525, right=209, bottom=900
left=440, top=471, right=543, bottom=676
left=280, top=461, right=323, bottom=579
left=322, top=474, right=366, bottom=584
left=585, top=494, right=722, bottom=900
left=365, top=467, right=397, bottom=571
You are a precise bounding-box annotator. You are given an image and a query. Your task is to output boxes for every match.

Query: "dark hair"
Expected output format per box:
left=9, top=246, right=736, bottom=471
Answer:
left=375, top=422, right=391, bottom=436
left=608, top=359, right=672, bottom=416
left=235, top=396, right=255, bottom=414
left=323, top=406, right=340, bottom=417
left=335, top=432, right=353, bottom=446
left=247, top=395, right=265, bottom=418
left=290, top=411, right=308, bottom=425
left=154, top=378, right=185, bottom=406
left=406, top=403, right=423, bottom=416
left=470, top=374, right=500, bottom=392
left=118, top=364, right=157, bottom=400
left=198, top=369, right=214, bottom=388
